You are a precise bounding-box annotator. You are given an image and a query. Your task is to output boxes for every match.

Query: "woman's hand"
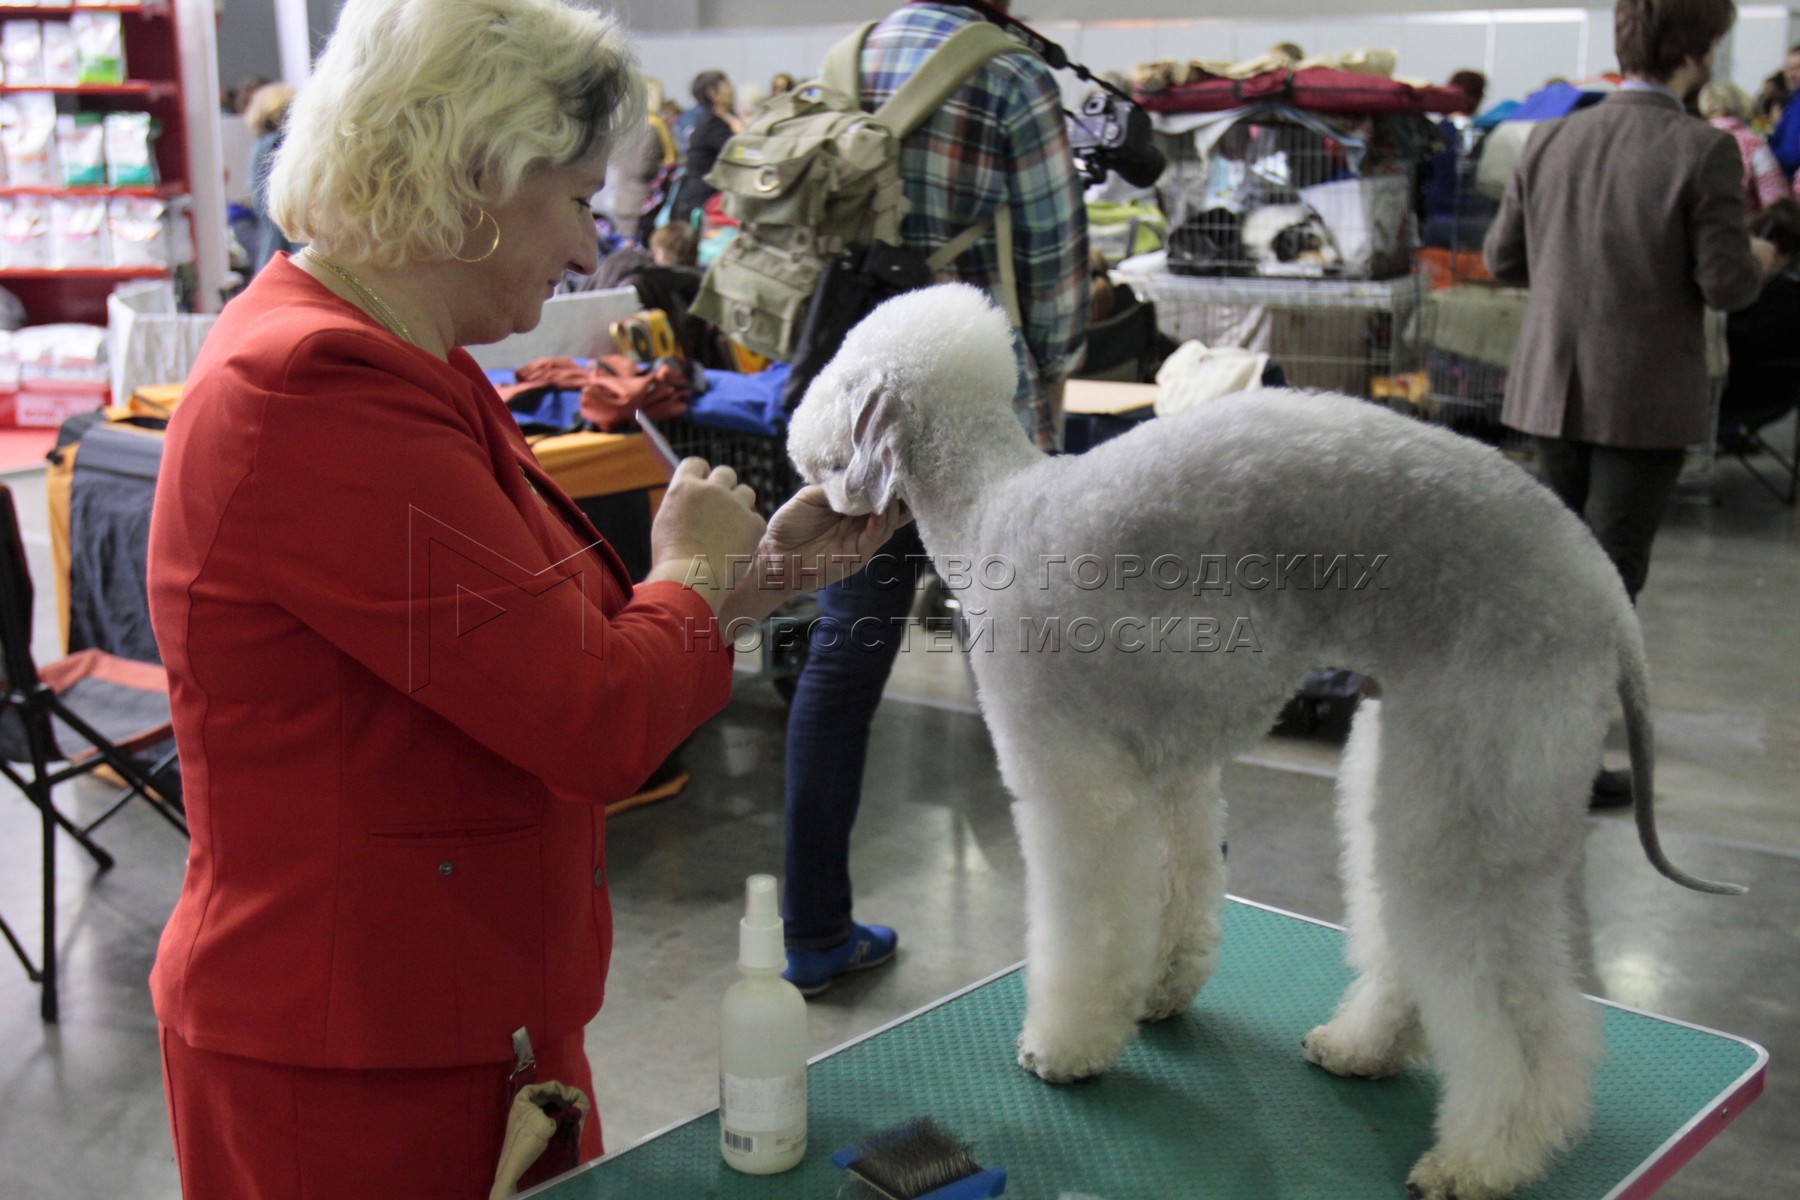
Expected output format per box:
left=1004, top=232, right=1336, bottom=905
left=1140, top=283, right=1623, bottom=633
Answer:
left=643, top=458, right=766, bottom=615
left=717, top=486, right=912, bottom=629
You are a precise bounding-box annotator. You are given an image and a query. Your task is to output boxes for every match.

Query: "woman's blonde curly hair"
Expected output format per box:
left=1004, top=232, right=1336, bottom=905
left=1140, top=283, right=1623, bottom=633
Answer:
left=270, top=0, right=643, bottom=269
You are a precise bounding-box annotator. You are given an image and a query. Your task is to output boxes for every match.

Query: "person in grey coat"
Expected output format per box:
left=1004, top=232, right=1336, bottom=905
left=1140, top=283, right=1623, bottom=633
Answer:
left=1486, top=0, right=1775, bottom=606
left=1486, top=0, right=1775, bottom=804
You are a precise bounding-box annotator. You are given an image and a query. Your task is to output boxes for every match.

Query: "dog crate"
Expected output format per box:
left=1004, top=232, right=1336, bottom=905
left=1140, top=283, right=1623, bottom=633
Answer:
left=1156, top=105, right=1433, bottom=283
left=657, top=413, right=802, bottom=519
left=1113, top=266, right=1424, bottom=400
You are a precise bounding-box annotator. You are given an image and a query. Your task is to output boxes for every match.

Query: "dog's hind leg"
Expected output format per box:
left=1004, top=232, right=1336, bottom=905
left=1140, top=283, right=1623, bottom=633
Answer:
left=1373, top=691, right=1602, bottom=1200
left=1304, top=699, right=1423, bottom=1077
left=1142, top=764, right=1228, bottom=1023
left=998, top=722, right=1165, bottom=1083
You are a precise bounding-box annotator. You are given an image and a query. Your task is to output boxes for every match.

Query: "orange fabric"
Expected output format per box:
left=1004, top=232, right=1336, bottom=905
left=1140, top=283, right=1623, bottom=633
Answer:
left=39, top=646, right=169, bottom=694
left=1417, top=246, right=1492, bottom=291
left=45, top=441, right=75, bottom=651
left=130, top=383, right=186, bottom=419
left=160, top=1024, right=600, bottom=1200
left=526, top=430, right=673, bottom=497
left=494, top=355, right=688, bottom=432
left=146, top=254, right=735, bottom=1073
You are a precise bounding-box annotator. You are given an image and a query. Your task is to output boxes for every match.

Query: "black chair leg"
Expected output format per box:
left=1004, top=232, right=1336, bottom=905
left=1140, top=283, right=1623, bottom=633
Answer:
left=0, top=912, right=41, bottom=981
left=29, top=791, right=116, bottom=873
left=48, top=699, right=187, bottom=839
left=29, top=747, right=58, bottom=1023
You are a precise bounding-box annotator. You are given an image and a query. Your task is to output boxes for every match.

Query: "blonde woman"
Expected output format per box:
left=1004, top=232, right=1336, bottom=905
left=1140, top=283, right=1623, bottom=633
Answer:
left=146, top=2, right=905, bottom=1197
left=1699, top=79, right=1793, bottom=213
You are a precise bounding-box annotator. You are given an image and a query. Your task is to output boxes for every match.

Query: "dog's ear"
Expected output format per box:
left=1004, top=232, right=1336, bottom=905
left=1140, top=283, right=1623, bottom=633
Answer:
left=843, top=379, right=907, bottom=513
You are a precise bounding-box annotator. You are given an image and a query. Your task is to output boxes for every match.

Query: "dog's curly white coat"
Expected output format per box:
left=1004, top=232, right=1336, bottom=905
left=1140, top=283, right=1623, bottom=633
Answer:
left=787, top=284, right=1741, bottom=1200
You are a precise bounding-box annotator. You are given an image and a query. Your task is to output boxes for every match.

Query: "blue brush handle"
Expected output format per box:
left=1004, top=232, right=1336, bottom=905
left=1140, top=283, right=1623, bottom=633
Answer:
left=922, top=1167, right=1007, bottom=1199
left=828, top=1146, right=1006, bottom=1198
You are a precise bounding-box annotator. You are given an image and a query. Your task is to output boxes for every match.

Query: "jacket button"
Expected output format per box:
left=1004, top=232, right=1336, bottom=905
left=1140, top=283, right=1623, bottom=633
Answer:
left=593, top=867, right=605, bottom=887
left=439, top=861, right=453, bottom=877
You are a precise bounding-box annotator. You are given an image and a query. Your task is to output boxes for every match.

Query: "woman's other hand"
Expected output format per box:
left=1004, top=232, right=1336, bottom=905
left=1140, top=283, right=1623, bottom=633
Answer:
left=717, top=487, right=912, bottom=628
left=643, top=458, right=766, bottom=614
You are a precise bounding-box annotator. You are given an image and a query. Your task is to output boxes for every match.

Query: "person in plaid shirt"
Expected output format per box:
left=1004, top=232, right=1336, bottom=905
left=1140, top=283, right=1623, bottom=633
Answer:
left=863, top=0, right=1089, bottom=450
left=780, top=0, right=1089, bottom=996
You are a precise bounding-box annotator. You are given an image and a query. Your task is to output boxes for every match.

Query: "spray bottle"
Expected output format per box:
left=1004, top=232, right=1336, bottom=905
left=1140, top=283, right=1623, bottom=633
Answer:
left=719, top=874, right=807, bottom=1173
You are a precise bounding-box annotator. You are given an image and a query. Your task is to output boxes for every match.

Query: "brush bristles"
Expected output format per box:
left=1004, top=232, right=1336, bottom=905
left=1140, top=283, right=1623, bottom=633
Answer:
left=847, top=1118, right=983, bottom=1199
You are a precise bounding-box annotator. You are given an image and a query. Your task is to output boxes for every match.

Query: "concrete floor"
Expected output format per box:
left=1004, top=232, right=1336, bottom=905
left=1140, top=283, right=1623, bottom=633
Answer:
left=1, top=448, right=1797, bottom=1199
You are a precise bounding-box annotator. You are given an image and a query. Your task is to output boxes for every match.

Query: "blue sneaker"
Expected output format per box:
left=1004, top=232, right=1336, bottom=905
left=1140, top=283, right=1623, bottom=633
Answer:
left=782, top=923, right=898, bottom=997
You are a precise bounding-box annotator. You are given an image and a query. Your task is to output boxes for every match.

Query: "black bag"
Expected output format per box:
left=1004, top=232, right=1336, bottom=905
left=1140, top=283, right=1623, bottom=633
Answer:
left=778, top=241, right=937, bottom=413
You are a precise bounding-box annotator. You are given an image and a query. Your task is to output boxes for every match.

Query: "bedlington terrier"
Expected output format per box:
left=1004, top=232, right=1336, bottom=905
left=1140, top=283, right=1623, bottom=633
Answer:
left=786, top=283, right=1742, bottom=1200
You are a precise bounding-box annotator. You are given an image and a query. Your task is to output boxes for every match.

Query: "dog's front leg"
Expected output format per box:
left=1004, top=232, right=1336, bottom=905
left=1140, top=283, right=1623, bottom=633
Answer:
left=999, top=730, right=1164, bottom=1083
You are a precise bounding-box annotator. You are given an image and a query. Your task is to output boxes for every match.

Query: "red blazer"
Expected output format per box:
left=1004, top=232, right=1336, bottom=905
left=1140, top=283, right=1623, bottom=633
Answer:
left=147, top=256, right=733, bottom=1069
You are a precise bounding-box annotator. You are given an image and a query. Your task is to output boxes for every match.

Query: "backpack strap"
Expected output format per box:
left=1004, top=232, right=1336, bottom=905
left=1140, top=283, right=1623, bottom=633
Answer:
left=874, top=21, right=1028, bottom=137
left=821, top=21, right=879, bottom=99
left=924, top=202, right=1021, bottom=328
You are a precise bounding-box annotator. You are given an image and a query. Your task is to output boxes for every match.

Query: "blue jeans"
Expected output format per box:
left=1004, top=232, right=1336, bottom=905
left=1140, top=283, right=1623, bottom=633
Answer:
left=782, top=524, right=929, bottom=949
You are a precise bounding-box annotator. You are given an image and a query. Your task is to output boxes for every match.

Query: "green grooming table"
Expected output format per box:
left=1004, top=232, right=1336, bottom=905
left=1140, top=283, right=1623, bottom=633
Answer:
left=525, top=899, right=1765, bottom=1199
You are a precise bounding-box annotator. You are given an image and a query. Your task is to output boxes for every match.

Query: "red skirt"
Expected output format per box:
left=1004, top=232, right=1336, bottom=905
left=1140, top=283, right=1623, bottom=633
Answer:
left=159, top=1025, right=603, bottom=1200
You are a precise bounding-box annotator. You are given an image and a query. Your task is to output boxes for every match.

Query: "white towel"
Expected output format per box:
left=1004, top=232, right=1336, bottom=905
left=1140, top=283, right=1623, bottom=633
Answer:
left=1154, top=339, right=1269, bottom=417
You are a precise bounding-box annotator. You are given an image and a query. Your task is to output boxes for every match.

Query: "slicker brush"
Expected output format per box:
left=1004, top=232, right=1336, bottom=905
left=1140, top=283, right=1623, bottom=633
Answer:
left=830, top=1118, right=1007, bottom=1199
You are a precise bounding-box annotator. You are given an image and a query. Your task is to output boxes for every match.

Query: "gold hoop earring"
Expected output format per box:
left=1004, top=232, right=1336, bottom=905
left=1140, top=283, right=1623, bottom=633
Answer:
left=453, top=209, right=501, bottom=263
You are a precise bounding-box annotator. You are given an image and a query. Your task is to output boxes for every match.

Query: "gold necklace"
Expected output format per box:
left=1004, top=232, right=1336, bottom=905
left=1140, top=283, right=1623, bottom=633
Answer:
left=303, top=247, right=413, bottom=344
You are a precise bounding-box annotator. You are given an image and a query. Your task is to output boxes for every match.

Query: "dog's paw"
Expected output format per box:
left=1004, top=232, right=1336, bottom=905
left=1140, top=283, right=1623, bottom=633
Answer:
left=1301, top=1021, right=1411, bottom=1079
left=1015, top=1027, right=1123, bottom=1084
left=1404, top=1151, right=1516, bottom=1200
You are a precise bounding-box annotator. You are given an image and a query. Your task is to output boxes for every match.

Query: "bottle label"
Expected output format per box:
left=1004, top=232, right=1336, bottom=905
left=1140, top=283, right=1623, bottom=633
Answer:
left=720, top=1070, right=807, bottom=1136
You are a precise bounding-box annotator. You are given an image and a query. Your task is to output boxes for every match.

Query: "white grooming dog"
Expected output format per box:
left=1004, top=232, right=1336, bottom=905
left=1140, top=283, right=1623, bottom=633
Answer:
left=787, top=284, right=1742, bottom=1200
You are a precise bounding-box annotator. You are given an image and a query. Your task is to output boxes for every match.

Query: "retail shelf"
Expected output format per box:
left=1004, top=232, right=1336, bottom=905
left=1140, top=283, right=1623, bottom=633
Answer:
left=0, top=5, right=164, bottom=15
left=0, top=184, right=183, bottom=198
left=0, top=82, right=174, bottom=99
left=0, top=267, right=168, bottom=279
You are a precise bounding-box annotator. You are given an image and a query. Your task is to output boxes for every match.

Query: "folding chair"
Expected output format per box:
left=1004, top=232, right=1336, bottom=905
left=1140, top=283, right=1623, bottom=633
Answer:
left=1717, top=360, right=1800, bottom=506
left=0, top=482, right=183, bottom=1022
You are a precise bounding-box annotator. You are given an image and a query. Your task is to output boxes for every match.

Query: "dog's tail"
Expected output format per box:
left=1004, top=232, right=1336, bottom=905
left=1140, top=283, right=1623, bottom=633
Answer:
left=1618, top=631, right=1747, bottom=895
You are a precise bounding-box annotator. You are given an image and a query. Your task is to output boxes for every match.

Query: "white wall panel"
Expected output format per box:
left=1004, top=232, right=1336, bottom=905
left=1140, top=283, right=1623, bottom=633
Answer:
left=1077, top=22, right=1163, bottom=79
left=1729, top=11, right=1793, bottom=94
left=1150, top=20, right=1235, bottom=65
left=1490, top=17, right=1584, bottom=105
left=1579, top=9, right=1616, bottom=78
left=1399, top=17, right=1491, bottom=88
left=626, top=7, right=1800, bottom=115
left=738, top=32, right=812, bottom=96
left=1230, top=20, right=1319, bottom=63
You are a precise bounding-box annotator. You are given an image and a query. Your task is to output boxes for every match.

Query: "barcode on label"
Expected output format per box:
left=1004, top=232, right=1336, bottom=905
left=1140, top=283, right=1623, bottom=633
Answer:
left=723, top=1130, right=755, bottom=1154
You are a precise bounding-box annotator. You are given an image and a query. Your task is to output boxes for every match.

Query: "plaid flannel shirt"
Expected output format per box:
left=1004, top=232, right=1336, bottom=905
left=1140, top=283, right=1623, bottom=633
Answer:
left=861, top=2, right=1089, bottom=448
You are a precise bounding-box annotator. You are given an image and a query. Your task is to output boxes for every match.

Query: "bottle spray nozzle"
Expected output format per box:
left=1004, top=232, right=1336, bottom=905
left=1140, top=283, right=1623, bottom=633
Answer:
left=740, top=874, right=785, bottom=970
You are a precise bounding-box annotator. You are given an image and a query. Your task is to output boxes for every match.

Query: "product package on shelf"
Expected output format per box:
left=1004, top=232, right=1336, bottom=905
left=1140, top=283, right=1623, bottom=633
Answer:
left=55, top=111, right=105, bottom=186
left=41, top=18, right=77, bottom=86
left=70, top=11, right=122, bottom=84
left=49, top=194, right=107, bottom=268
left=0, top=321, right=110, bottom=429
left=102, top=111, right=155, bottom=186
left=0, top=196, right=48, bottom=269
left=1, top=93, right=60, bottom=185
left=107, top=194, right=169, bottom=268
left=10, top=323, right=108, bottom=382
left=1, top=20, right=42, bottom=87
